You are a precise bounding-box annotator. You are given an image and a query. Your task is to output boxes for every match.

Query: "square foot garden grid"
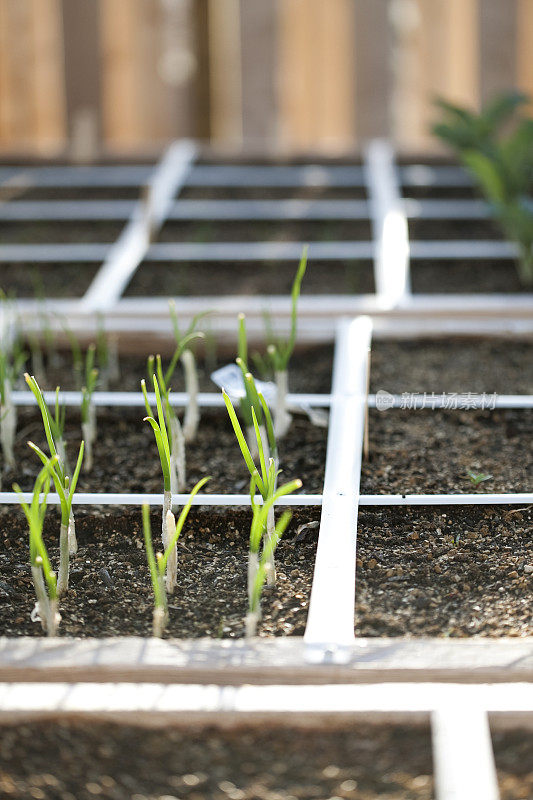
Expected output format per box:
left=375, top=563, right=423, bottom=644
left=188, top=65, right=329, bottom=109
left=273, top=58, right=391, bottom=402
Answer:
left=1, top=141, right=532, bottom=800
left=1, top=138, right=533, bottom=344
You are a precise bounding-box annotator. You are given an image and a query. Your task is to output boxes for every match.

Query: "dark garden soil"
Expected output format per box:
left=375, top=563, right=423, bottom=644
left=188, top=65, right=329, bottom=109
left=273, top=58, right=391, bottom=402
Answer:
left=0, top=721, right=433, bottom=800
left=369, top=338, right=533, bottom=395
left=0, top=262, right=99, bottom=298
left=361, top=408, right=532, bottom=494
left=124, top=259, right=375, bottom=297
left=493, top=729, right=533, bottom=800
left=0, top=507, right=318, bottom=638
left=23, top=343, right=334, bottom=394
left=410, top=260, right=526, bottom=293
left=157, top=219, right=372, bottom=243
left=1, top=221, right=124, bottom=244
left=10, top=186, right=142, bottom=201
left=355, top=504, right=533, bottom=637
left=6, top=407, right=327, bottom=495
left=180, top=184, right=369, bottom=200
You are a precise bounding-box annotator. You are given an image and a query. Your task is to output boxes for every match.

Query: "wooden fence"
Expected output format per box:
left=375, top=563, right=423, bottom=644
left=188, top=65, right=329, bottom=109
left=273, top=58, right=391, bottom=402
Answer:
left=1, top=0, right=532, bottom=158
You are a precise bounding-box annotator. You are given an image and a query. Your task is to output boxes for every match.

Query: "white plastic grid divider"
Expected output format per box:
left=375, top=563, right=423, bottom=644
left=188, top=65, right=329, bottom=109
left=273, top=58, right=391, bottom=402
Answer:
left=0, top=238, right=518, bottom=263
left=0, top=162, right=473, bottom=188
left=8, top=390, right=533, bottom=409
left=2, top=197, right=509, bottom=221
left=304, top=317, right=372, bottom=655
left=81, top=140, right=197, bottom=311
left=432, top=708, right=500, bottom=800
left=364, top=139, right=410, bottom=305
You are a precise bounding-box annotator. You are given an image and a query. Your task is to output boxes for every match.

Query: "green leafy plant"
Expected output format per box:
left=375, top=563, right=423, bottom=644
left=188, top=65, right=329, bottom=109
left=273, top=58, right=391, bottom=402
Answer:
left=25, top=374, right=84, bottom=595
left=465, top=469, right=493, bottom=487
left=142, top=476, right=209, bottom=635
left=246, top=473, right=301, bottom=637
left=80, top=344, right=98, bottom=472
left=433, top=92, right=533, bottom=285
left=14, top=461, right=60, bottom=635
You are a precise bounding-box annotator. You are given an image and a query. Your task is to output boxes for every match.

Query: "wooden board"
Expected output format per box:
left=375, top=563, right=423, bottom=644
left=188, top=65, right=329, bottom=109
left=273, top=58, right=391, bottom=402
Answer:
left=1, top=637, right=532, bottom=686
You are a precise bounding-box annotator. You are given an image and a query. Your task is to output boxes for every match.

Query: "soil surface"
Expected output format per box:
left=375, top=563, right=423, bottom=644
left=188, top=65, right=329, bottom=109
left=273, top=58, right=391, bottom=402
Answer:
left=0, top=263, right=99, bottom=299
left=355, top=505, right=532, bottom=637
left=370, top=338, right=533, bottom=395
left=0, top=508, right=317, bottom=638
left=1, top=221, right=123, bottom=245
left=6, top=407, right=327, bottom=495
left=20, top=343, right=334, bottom=394
left=362, top=408, right=532, bottom=494
left=158, top=219, right=372, bottom=243
left=493, top=729, right=533, bottom=800
left=124, top=259, right=375, bottom=297
left=0, top=721, right=434, bottom=800
left=410, top=260, right=526, bottom=294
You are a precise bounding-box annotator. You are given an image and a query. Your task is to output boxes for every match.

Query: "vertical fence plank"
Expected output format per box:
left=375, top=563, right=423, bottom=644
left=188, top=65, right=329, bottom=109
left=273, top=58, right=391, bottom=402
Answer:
left=0, top=0, right=35, bottom=150
left=99, top=0, right=141, bottom=150
left=30, top=0, right=66, bottom=152
left=392, top=0, right=479, bottom=152
left=279, top=0, right=355, bottom=151
left=61, top=0, right=102, bottom=160
left=517, top=0, right=533, bottom=110
left=239, top=0, right=277, bottom=147
left=354, top=0, right=392, bottom=142
left=479, top=0, right=518, bottom=104
left=208, top=0, right=242, bottom=146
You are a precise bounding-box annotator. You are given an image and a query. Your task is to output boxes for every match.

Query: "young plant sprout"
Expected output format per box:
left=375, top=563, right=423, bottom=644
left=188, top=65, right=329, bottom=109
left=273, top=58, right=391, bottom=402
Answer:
left=236, top=313, right=274, bottom=459
left=142, top=476, right=209, bottom=634
left=0, top=342, right=25, bottom=471
left=265, top=246, right=308, bottom=438
left=14, top=461, right=60, bottom=635
left=466, top=469, right=493, bottom=487
left=144, top=359, right=186, bottom=498
left=433, top=92, right=533, bottom=285
left=142, top=373, right=182, bottom=592
left=25, top=374, right=84, bottom=595
left=49, top=387, right=67, bottom=471
left=80, top=344, right=98, bottom=472
left=223, top=381, right=286, bottom=586
left=60, top=319, right=84, bottom=389
left=168, top=301, right=207, bottom=443
left=246, top=473, right=301, bottom=637
left=96, top=314, right=120, bottom=389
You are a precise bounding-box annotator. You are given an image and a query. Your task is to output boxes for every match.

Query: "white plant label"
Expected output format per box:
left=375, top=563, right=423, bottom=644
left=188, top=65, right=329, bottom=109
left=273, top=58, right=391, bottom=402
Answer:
left=211, top=364, right=277, bottom=404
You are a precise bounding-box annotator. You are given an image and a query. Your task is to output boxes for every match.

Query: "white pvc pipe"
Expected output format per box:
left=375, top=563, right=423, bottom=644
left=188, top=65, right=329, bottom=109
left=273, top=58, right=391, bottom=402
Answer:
left=81, top=140, right=197, bottom=311
left=432, top=709, right=500, bottom=800
left=1, top=492, right=531, bottom=506
left=9, top=390, right=333, bottom=408
left=364, top=139, right=411, bottom=305
left=304, top=317, right=372, bottom=651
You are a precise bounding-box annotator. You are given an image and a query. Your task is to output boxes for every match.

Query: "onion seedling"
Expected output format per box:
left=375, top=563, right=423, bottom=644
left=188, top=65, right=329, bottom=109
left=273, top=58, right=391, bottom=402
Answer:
left=246, top=473, right=301, bottom=637
left=223, top=383, right=284, bottom=585
left=265, top=246, right=308, bottom=438
left=14, top=461, right=60, bottom=635
left=142, top=373, right=181, bottom=592
left=96, top=314, right=120, bottom=389
left=144, top=361, right=186, bottom=498
left=25, top=374, right=84, bottom=595
left=80, top=344, right=98, bottom=472
left=142, top=476, right=209, bottom=634
left=168, top=301, right=208, bottom=443
left=0, top=343, right=25, bottom=471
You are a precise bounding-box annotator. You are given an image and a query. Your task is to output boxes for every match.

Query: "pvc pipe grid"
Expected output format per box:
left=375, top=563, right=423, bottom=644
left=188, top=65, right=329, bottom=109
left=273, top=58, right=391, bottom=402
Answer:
left=1, top=147, right=531, bottom=318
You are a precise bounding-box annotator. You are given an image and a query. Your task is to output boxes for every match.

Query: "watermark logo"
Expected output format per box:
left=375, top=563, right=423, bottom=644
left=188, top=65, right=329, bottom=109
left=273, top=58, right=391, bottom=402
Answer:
left=375, top=391, right=498, bottom=411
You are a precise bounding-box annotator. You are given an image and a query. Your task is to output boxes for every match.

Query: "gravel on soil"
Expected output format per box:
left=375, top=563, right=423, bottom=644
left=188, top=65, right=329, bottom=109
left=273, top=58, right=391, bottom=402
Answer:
left=0, top=721, right=434, bottom=800
left=355, top=505, right=533, bottom=637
